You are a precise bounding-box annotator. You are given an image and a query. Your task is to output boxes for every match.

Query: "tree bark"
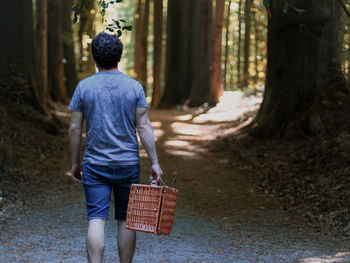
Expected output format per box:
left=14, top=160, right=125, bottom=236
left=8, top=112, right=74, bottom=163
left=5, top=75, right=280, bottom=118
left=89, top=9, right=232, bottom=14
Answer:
left=254, top=0, right=347, bottom=138
left=134, top=0, right=143, bottom=79
left=35, top=0, right=50, bottom=113
left=152, top=0, right=163, bottom=108
left=141, top=0, right=150, bottom=94
left=188, top=0, right=213, bottom=106
left=242, top=0, right=252, bottom=87
left=237, top=0, right=243, bottom=88
left=23, top=0, right=47, bottom=113
left=0, top=0, right=21, bottom=73
left=78, top=0, right=95, bottom=75
left=134, top=0, right=150, bottom=94
left=253, top=5, right=259, bottom=83
left=48, top=0, right=68, bottom=103
left=0, top=0, right=50, bottom=114
left=210, top=0, right=225, bottom=104
left=160, top=0, right=192, bottom=108
left=223, top=0, right=232, bottom=91
left=62, top=0, right=78, bottom=97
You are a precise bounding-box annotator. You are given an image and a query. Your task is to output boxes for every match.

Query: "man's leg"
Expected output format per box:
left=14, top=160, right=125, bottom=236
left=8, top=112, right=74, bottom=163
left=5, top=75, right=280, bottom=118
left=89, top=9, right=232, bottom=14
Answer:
left=87, top=219, right=106, bottom=263
left=117, top=220, right=136, bottom=263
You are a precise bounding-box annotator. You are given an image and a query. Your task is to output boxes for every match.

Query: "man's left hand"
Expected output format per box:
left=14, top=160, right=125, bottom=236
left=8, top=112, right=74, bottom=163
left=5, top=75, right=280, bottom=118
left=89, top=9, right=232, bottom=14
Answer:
left=150, top=163, right=163, bottom=184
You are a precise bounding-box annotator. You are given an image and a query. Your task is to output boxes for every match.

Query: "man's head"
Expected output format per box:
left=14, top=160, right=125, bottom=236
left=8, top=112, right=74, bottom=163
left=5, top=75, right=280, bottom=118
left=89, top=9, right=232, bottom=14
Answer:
left=91, top=32, right=123, bottom=69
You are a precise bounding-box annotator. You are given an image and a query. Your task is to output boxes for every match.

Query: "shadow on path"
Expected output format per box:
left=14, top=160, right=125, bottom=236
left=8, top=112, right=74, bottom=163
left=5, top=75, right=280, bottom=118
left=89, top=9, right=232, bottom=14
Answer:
left=0, top=109, right=349, bottom=262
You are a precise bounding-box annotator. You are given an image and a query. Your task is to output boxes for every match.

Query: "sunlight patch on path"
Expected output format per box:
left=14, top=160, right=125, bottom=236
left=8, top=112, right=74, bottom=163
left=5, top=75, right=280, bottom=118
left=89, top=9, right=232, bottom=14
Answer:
left=164, top=140, right=191, bottom=147
left=170, top=122, right=220, bottom=141
left=299, top=252, right=350, bottom=263
left=192, top=91, right=262, bottom=123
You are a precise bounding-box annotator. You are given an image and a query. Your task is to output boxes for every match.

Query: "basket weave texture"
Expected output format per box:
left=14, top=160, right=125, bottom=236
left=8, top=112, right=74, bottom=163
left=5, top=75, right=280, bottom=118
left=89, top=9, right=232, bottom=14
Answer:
left=126, top=184, right=178, bottom=235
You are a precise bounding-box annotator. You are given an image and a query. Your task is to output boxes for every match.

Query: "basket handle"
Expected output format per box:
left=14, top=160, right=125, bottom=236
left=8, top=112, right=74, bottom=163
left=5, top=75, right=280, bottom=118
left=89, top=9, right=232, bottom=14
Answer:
left=150, top=177, right=177, bottom=188
left=151, top=179, right=158, bottom=186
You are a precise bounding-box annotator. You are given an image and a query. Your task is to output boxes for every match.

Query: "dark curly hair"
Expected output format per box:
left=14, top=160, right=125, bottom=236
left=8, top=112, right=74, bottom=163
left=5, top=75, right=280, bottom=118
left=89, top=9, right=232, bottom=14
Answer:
left=91, top=32, right=123, bottom=69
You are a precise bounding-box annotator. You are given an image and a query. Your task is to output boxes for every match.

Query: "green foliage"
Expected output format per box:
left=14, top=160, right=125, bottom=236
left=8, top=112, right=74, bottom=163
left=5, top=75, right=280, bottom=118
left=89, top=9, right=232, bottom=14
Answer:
left=72, top=0, right=132, bottom=37
left=263, top=0, right=270, bottom=9
left=99, top=0, right=132, bottom=37
left=105, top=19, right=132, bottom=37
left=72, top=4, right=80, bottom=23
left=282, top=1, right=289, bottom=14
left=263, top=0, right=306, bottom=15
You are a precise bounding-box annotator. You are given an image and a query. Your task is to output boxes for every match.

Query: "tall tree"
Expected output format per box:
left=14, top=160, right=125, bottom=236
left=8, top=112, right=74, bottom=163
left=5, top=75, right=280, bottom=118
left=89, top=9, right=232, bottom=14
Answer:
left=210, top=0, right=225, bottom=104
left=134, top=0, right=150, bottom=94
left=252, top=4, right=259, bottom=83
left=0, top=1, right=20, bottom=73
left=35, top=0, right=50, bottom=113
left=78, top=0, right=95, bottom=75
left=134, top=0, right=143, bottom=80
left=160, top=0, right=192, bottom=107
left=161, top=0, right=214, bottom=108
left=254, top=0, right=348, bottom=138
left=242, top=0, right=252, bottom=88
left=23, top=0, right=48, bottom=113
left=48, top=0, right=68, bottom=103
left=62, top=0, right=78, bottom=97
left=223, top=0, right=232, bottom=90
left=0, top=0, right=48, bottom=113
left=237, top=0, right=243, bottom=88
left=152, top=0, right=163, bottom=108
left=188, top=0, right=213, bottom=106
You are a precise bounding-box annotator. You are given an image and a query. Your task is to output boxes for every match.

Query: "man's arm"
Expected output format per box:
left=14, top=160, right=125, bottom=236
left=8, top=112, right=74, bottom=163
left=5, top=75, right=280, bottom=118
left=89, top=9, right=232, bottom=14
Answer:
left=69, top=111, right=84, bottom=182
left=136, top=107, right=163, bottom=183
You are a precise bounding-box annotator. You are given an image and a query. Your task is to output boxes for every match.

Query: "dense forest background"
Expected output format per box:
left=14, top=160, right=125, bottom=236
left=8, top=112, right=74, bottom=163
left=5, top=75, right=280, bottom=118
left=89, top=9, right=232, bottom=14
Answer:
left=2, top=0, right=350, bottom=137
left=1, top=0, right=350, bottom=236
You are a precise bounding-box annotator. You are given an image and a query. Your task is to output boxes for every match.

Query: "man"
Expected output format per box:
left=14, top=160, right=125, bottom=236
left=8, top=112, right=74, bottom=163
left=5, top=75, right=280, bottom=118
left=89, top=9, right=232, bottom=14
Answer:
left=68, top=32, right=162, bottom=263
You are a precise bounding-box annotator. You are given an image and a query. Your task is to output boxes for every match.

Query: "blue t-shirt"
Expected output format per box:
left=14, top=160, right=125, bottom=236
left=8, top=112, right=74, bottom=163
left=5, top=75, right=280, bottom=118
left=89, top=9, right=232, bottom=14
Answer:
left=68, top=71, right=148, bottom=166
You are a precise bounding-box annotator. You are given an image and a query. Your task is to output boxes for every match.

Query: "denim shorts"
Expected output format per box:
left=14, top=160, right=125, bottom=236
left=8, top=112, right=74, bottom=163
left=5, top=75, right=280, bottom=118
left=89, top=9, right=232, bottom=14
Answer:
left=82, top=163, right=140, bottom=221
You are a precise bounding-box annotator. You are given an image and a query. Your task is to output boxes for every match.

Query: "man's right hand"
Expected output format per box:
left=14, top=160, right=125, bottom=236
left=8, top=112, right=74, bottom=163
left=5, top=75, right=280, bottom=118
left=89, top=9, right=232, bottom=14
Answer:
left=71, top=163, right=82, bottom=182
left=150, top=163, right=163, bottom=184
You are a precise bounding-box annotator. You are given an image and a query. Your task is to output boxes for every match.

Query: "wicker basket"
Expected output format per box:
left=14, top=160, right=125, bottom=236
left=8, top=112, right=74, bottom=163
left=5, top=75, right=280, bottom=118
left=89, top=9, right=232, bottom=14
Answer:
left=126, top=184, right=178, bottom=235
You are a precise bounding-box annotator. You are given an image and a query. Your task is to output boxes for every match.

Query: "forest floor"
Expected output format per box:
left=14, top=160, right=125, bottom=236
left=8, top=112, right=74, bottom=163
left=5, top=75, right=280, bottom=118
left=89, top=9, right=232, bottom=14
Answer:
left=0, top=92, right=350, bottom=262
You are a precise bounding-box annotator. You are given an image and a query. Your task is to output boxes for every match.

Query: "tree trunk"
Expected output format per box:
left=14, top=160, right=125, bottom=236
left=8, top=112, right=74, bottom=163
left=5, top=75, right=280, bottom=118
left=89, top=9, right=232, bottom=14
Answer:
left=141, top=0, right=150, bottom=94
left=0, top=0, right=50, bottom=115
left=35, top=0, right=50, bottom=113
left=254, top=0, right=346, bottom=138
left=253, top=6, right=259, bottom=83
left=242, top=0, right=252, bottom=88
left=62, top=0, right=78, bottom=97
left=48, top=0, right=68, bottom=103
left=152, top=0, right=163, bottom=108
left=134, top=0, right=142, bottom=79
left=78, top=0, right=95, bottom=75
left=134, top=0, right=150, bottom=94
left=210, top=0, right=225, bottom=104
left=223, top=0, right=232, bottom=91
left=0, top=1, right=21, bottom=73
left=237, top=0, right=243, bottom=88
left=23, top=0, right=48, bottom=114
left=159, top=0, right=192, bottom=108
left=188, top=0, right=213, bottom=106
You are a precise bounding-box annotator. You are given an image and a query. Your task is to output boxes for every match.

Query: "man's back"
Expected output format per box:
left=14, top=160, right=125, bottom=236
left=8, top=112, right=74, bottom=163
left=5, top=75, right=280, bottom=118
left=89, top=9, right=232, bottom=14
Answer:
left=68, top=32, right=162, bottom=263
left=69, top=71, right=148, bottom=166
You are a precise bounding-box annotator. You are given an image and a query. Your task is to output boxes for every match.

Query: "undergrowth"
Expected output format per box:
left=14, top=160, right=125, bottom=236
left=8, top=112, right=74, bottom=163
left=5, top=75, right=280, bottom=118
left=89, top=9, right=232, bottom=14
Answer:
left=212, top=107, right=350, bottom=237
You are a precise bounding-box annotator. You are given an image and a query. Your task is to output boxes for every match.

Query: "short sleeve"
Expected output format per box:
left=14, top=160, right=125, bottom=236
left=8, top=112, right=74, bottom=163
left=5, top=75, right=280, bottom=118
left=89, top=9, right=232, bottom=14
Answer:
left=136, top=84, right=148, bottom=108
left=68, top=83, right=83, bottom=112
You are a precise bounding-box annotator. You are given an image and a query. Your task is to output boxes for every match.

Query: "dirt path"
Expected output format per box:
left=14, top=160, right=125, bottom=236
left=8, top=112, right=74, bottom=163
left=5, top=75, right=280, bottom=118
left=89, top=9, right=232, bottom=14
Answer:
left=1, top=109, right=349, bottom=263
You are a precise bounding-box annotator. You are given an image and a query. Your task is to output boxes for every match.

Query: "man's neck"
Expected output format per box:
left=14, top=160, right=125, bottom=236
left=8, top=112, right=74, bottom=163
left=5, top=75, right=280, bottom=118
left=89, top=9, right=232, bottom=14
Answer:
left=98, top=67, right=119, bottom=72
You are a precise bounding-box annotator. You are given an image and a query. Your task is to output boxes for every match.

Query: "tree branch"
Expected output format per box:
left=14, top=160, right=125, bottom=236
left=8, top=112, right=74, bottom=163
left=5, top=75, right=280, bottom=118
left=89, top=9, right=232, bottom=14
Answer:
left=338, top=0, right=350, bottom=17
